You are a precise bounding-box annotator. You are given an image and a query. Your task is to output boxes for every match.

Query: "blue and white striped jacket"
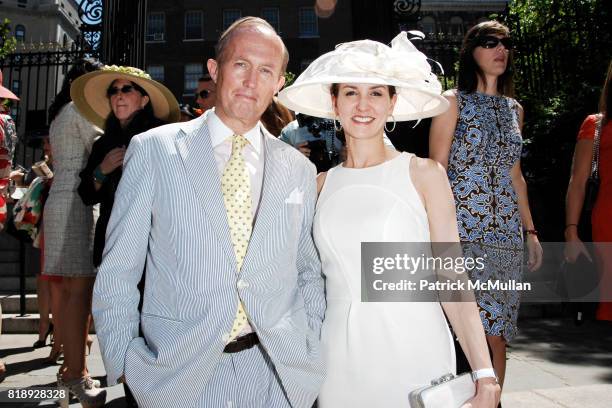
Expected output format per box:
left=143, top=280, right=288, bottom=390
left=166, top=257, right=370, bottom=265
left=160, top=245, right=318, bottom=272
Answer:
left=92, top=114, right=326, bottom=407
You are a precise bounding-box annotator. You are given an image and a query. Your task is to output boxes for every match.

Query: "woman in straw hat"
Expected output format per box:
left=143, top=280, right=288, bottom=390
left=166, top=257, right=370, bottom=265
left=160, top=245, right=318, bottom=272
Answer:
left=278, top=33, right=500, bottom=407
left=73, top=64, right=178, bottom=407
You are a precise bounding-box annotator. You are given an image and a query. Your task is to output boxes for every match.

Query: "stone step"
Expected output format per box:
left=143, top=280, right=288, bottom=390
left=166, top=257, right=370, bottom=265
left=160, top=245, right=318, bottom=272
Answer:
left=1, top=313, right=96, bottom=334
left=1, top=313, right=44, bottom=334
left=0, top=293, right=39, bottom=314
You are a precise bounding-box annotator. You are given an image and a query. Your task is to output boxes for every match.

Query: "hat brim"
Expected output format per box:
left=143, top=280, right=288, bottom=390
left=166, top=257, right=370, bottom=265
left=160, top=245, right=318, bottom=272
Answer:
left=0, top=86, right=20, bottom=101
left=70, top=70, right=180, bottom=129
left=278, top=76, right=449, bottom=122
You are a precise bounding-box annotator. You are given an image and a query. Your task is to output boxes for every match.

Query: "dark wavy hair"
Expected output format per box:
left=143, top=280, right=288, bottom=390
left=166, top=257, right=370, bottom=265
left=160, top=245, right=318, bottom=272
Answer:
left=48, top=58, right=103, bottom=122
left=103, top=100, right=163, bottom=146
left=457, top=21, right=514, bottom=97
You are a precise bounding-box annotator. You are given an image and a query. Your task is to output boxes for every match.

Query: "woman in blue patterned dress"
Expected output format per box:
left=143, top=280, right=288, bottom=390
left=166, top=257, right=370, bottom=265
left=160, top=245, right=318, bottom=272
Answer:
left=429, top=21, right=543, bottom=391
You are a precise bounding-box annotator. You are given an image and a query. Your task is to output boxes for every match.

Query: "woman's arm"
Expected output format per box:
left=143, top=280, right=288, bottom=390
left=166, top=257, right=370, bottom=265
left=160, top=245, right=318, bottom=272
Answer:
left=510, top=161, right=543, bottom=271
left=316, top=171, right=327, bottom=195
left=411, top=158, right=500, bottom=406
left=429, top=90, right=458, bottom=170
left=564, top=139, right=594, bottom=263
left=512, top=105, right=543, bottom=271
left=78, top=140, right=107, bottom=205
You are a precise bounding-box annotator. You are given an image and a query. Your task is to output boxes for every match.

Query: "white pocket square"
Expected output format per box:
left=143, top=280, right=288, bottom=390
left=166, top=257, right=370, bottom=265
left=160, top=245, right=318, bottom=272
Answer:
left=285, top=188, right=304, bottom=205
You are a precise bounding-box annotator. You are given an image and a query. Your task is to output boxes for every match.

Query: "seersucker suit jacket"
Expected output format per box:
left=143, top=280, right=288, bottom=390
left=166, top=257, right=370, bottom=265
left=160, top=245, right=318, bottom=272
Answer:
left=92, top=113, right=326, bottom=408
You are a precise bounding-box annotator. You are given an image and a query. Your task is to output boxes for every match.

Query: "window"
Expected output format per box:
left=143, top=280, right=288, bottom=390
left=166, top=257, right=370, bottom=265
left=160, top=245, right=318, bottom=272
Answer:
left=146, top=12, right=165, bottom=42
left=298, top=7, right=318, bottom=37
left=449, top=16, right=464, bottom=36
left=15, top=24, right=25, bottom=42
left=420, top=16, right=435, bottom=35
left=261, top=8, right=280, bottom=32
left=223, top=9, right=242, bottom=30
left=185, top=11, right=203, bottom=40
left=147, top=65, right=164, bottom=82
left=184, top=63, right=203, bottom=94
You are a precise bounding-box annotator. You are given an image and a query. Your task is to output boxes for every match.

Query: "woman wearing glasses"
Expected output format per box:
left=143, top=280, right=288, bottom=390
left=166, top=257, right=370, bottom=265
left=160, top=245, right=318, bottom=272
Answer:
left=430, top=21, right=542, bottom=391
left=73, top=66, right=179, bottom=407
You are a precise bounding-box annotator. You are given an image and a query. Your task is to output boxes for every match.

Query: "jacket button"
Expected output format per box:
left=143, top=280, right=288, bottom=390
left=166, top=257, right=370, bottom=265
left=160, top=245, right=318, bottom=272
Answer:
left=237, top=279, right=249, bottom=289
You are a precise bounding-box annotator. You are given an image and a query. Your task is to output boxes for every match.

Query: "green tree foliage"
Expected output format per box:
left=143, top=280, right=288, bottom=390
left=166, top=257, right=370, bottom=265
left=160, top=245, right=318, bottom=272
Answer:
left=0, top=18, right=17, bottom=59
left=503, top=0, right=611, bottom=240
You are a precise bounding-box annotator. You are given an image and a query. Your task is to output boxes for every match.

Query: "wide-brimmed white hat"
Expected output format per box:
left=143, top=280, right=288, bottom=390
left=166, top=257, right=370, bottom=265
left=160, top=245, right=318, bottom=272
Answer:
left=278, top=32, right=448, bottom=122
left=71, top=65, right=180, bottom=129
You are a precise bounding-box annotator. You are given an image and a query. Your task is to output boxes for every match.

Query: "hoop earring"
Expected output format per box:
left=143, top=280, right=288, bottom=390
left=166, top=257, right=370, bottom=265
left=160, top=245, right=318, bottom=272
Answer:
left=384, top=115, right=396, bottom=133
left=334, top=117, right=342, bottom=132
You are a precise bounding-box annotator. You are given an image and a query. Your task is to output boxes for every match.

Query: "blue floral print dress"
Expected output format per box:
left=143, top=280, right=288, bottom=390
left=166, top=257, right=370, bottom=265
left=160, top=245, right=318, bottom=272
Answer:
left=447, top=90, right=524, bottom=342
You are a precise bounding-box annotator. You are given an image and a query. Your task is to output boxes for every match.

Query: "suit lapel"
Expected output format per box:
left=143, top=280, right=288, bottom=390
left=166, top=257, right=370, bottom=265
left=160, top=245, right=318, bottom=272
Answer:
left=243, top=132, right=290, bottom=270
left=175, top=119, right=236, bottom=265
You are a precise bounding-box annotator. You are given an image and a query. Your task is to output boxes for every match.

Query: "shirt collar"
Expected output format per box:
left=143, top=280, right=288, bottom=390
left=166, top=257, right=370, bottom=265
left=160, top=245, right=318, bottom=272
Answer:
left=207, top=108, right=262, bottom=153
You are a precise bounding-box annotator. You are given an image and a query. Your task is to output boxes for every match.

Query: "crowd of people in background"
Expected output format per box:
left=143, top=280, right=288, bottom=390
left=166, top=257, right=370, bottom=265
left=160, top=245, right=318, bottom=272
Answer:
left=0, top=15, right=609, bottom=408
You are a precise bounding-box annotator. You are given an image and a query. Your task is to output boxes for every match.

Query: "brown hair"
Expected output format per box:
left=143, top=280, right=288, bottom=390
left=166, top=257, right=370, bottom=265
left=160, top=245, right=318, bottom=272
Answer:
left=600, top=60, right=612, bottom=123
left=457, top=21, right=515, bottom=97
left=215, top=16, right=289, bottom=74
left=330, top=83, right=397, bottom=97
left=261, top=97, right=294, bottom=136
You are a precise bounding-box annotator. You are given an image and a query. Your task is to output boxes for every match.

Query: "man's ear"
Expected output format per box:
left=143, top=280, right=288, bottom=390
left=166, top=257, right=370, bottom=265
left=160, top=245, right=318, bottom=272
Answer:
left=207, top=59, right=218, bottom=83
left=275, top=75, right=286, bottom=95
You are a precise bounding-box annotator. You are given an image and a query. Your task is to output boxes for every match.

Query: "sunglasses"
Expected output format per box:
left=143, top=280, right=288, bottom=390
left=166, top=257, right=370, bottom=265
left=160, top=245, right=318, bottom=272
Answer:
left=196, top=89, right=214, bottom=99
left=476, top=36, right=513, bottom=50
left=107, top=85, right=136, bottom=97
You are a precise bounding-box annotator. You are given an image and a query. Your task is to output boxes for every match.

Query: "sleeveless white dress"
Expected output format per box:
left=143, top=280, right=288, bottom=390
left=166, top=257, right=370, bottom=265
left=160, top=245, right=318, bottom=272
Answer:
left=314, top=152, right=455, bottom=407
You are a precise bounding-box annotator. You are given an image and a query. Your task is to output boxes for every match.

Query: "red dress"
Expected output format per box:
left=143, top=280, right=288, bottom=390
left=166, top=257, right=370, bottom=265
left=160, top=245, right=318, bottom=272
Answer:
left=578, top=114, right=612, bottom=320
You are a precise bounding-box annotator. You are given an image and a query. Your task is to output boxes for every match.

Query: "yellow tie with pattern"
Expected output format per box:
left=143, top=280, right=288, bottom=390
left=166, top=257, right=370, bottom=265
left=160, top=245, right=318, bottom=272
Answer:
left=222, top=134, right=252, bottom=342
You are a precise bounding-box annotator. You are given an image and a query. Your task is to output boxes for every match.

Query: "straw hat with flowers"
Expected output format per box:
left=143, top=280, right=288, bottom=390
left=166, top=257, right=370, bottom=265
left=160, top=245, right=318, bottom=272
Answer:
left=70, top=65, right=180, bottom=129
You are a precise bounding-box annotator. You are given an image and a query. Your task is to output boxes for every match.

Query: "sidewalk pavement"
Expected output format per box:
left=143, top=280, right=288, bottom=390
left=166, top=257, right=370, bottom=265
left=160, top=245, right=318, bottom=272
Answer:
left=0, top=317, right=611, bottom=407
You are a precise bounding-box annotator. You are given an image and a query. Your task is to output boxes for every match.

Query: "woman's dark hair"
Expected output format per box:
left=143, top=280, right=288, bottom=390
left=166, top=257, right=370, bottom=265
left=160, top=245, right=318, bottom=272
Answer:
left=600, top=60, right=612, bottom=123
left=330, top=83, right=397, bottom=98
left=262, top=98, right=294, bottom=136
left=103, top=100, right=162, bottom=146
left=48, top=58, right=103, bottom=122
left=457, top=21, right=514, bottom=97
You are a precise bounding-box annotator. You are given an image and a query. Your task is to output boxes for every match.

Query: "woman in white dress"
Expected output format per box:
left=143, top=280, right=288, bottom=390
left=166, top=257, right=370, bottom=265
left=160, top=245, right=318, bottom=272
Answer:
left=279, top=33, right=500, bottom=407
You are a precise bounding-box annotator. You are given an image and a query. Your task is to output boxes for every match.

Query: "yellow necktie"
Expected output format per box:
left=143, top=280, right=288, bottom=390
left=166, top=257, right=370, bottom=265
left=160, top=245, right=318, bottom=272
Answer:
left=222, top=134, right=252, bottom=342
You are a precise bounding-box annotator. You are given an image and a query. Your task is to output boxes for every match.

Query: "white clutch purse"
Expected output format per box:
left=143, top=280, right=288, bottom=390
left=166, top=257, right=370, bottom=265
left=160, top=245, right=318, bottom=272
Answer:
left=409, top=373, right=476, bottom=408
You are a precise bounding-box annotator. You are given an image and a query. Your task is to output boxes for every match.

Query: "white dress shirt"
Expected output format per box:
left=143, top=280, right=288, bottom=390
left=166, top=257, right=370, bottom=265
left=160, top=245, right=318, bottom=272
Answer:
left=206, top=108, right=264, bottom=336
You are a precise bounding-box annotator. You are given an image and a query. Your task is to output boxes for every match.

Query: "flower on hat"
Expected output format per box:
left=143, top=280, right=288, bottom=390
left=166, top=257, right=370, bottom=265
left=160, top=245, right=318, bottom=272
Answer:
left=102, top=65, right=152, bottom=80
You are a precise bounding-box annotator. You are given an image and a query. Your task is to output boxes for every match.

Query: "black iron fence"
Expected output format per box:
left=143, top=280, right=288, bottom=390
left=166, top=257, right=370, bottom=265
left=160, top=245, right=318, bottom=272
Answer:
left=1, top=46, right=99, bottom=166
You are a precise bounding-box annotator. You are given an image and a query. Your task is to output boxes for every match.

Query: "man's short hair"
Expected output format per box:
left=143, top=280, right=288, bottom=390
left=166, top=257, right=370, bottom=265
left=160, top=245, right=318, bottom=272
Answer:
left=198, top=74, right=213, bottom=83
left=215, top=16, right=289, bottom=74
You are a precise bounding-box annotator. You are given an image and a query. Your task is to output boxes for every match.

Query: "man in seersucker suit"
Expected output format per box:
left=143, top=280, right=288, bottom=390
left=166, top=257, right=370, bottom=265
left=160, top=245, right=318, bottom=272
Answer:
left=92, top=17, right=326, bottom=408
